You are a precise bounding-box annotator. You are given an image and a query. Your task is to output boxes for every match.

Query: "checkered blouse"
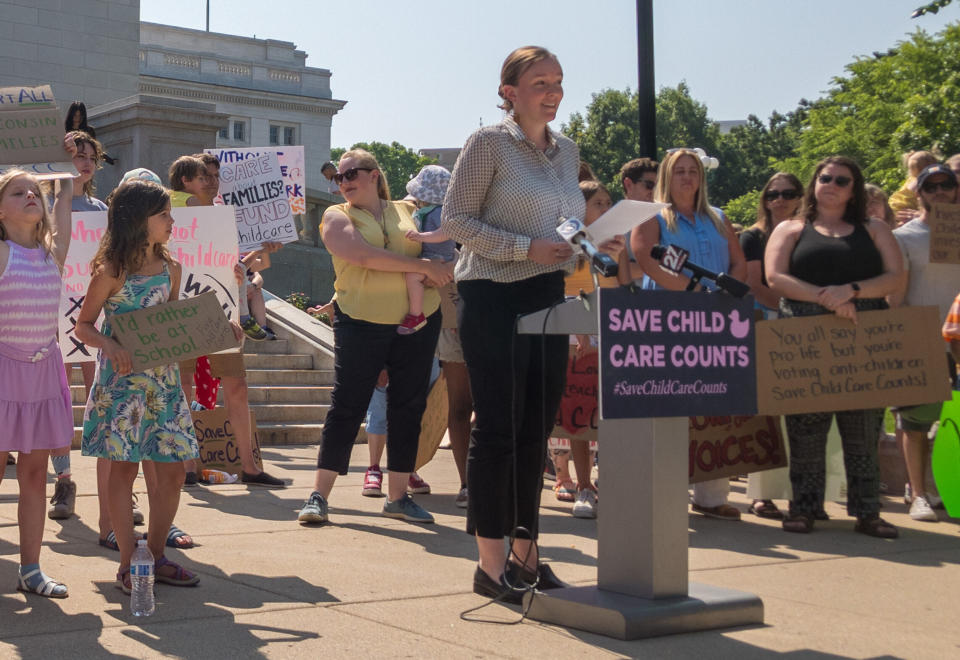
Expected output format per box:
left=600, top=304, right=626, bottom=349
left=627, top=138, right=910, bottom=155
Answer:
left=441, top=114, right=584, bottom=283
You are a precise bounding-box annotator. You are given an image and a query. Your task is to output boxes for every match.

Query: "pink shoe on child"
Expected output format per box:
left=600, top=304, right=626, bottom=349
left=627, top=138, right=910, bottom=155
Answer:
left=397, top=313, right=426, bottom=335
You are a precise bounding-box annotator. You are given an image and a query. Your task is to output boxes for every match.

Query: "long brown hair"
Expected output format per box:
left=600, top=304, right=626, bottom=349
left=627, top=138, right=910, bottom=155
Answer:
left=69, top=130, right=104, bottom=198
left=755, top=172, right=803, bottom=234
left=800, top=156, right=867, bottom=225
left=92, top=180, right=172, bottom=277
left=0, top=170, right=55, bottom=258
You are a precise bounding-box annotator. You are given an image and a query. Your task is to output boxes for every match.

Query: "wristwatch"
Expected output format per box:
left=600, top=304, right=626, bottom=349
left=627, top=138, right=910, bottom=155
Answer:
left=850, top=282, right=861, bottom=298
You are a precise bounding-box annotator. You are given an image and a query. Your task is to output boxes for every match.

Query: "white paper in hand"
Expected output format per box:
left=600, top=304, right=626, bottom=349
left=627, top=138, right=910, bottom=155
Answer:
left=586, top=200, right=668, bottom=244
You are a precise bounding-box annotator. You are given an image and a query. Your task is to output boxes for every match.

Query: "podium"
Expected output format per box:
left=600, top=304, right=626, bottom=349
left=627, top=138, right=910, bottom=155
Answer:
left=517, top=290, right=763, bottom=640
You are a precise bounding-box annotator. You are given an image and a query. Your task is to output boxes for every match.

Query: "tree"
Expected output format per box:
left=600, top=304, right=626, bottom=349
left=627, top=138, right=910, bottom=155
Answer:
left=330, top=142, right=436, bottom=198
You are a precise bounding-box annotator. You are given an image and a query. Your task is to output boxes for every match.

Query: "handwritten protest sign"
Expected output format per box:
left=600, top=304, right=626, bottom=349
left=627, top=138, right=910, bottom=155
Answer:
left=213, top=150, right=296, bottom=250
left=930, top=203, right=960, bottom=265
left=599, top=288, right=757, bottom=419
left=415, top=374, right=449, bottom=471
left=110, top=291, right=239, bottom=371
left=59, top=207, right=240, bottom=363
left=756, top=306, right=951, bottom=416
left=192, top=408, right=263, bottom=474
left=688, top=415, right=786, bottom=484
left=0, top=85, right=77, bottom=180
left=207, top=146, right=306, bottom=215
left=552, top=347, right=599, bottom=442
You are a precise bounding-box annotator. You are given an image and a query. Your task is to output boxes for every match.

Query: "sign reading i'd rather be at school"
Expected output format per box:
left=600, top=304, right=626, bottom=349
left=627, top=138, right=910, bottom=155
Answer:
left=599, top=288, right=757, bottom=419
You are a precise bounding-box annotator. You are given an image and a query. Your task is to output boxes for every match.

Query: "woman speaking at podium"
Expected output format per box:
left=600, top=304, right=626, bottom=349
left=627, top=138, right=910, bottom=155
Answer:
left=442, top=46, right=590, bottom=603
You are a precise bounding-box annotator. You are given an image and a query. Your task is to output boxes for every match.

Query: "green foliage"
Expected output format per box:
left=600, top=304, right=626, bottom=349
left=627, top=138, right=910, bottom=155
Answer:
left=329, top=142, right=437, bottom=199
left=285, top=291, right=309, bottom=310
left=778, top=25, right=960, bottom=192
left=722, top=189, right=763, bottom=228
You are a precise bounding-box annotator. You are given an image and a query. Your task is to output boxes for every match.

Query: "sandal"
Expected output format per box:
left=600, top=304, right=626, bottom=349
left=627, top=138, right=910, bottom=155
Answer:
left=748, top=499, right=784, bottom=520
left=98, top=530, right=146, bottom=552
left=17, top=567, right=68, bottom=599
left=116, top=568, right=132, bottom=595
left=554, top=480, right=577, bottom=503
left=144, top=525, right=195, bottom=549
left=782, top=513, right=814, bottom=534
left=691, top=502, right=741, bottom=520
left=854, top=516, right=898, bottom=539
left=154, top=556, right=200, bottom=586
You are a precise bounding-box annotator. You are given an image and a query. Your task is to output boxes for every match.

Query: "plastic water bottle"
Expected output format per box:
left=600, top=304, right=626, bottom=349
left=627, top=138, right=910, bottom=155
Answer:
left=130, top=539, right=155, bottom=617
left=201, top=469, right=238, bottom=484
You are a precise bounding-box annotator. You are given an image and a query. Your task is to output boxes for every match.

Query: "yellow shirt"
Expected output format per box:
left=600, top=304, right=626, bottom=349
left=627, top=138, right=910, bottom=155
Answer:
left=888, top=183, right=918, bottom=213
left=322, top=201, right=440, bottom=325
left=169, top=190, right=193, bottom=208
left=564, top=259, right=619, bottom=297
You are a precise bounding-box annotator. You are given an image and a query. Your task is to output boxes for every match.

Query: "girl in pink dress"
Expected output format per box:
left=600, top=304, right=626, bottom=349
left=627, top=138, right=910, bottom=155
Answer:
left=0, top=153, right=77, bottom=598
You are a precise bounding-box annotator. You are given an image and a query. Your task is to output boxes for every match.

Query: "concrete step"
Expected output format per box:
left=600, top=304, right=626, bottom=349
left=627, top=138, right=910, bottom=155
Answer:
left=243, top=339, right=290, bottom=354
left=239, top=353, right=314, bottom=369
left=72, top=402, right=329, bottom=425
left=244, top=369, right=334, bottom=385
left=71, top=383, right=333, bottom=405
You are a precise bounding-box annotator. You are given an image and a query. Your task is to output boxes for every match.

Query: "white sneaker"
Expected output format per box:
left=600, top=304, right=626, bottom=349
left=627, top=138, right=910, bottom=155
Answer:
left=572, top=488, right=598, bottom=519
left=909, top=495, right=938, bottom=522
left=455, top=487, right=468, bottom=509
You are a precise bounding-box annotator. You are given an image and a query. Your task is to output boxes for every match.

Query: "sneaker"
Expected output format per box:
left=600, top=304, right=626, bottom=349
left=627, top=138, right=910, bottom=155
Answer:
left=397, top=313, right=426, bottom=335
left=572, top=487, right=598, bottom=519
left=241, top=317, right=268, bottom=341
left=189, top=400, right=207, bottom=412
left=382, top=493, right=434, bottom=523
left=241, top=470, right=286, bottom=488
left=298, top=491, right=328, bottom=524
left=455, top=486, right=468, bottom=509
left=47, top=478, right=77, bottom=520
left=263, top=326, right=278, bottom=340
left=909, top=495, right=938, bottom=522
left=362, top=465, right=384, bottom=497
left=407, top=472, right=431, bottom=494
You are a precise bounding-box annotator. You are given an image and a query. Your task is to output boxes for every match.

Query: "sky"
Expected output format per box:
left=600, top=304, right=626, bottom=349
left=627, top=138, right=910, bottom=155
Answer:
left=140, top=0, right=958, bottom=152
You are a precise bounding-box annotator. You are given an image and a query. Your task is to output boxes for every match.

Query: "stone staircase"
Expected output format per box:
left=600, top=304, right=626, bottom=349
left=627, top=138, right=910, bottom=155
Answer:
left=68, top=319, right=335, bottom=447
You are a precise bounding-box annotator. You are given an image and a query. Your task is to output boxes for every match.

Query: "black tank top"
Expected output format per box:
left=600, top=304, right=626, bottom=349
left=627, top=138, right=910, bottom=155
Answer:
left=789, top=221, right=883, bottom=287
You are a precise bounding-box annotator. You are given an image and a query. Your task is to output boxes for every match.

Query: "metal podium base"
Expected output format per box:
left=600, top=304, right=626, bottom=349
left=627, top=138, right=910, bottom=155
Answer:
left=525, top=582, right=763, bottom=640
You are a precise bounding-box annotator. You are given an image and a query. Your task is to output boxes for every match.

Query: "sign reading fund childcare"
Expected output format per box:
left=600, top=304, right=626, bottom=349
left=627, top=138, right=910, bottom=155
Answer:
left=212, top=150, right=297, bottom=250
left=755, top=306, right=952, bottom=415
left=599, top=288, right=757, bottom=419
left=207, top=146, right=306, bottom=215
left=0, top=85, right=78, bottom=180
left=930, top=203, right=960, bottom=264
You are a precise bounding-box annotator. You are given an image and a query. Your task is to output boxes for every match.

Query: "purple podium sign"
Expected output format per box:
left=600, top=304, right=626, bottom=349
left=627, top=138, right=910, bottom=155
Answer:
left=599, top=288, right=757, bottom=419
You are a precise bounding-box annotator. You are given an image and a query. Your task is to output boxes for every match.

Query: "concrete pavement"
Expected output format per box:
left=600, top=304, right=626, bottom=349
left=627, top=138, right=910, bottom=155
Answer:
left=0, top=445, right=958, bottom=659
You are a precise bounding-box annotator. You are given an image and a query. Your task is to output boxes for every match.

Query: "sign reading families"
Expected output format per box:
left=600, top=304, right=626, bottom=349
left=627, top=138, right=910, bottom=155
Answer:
left=0, top=85, right=78, bottom=180
left=59, top=207, right=240, bottom=363
left=110, top=291, right=239, bottom=371
left=599, top=288, right=757, bottom=419
left=930, top=203, right=960, bottom=265
left=207, top=146, right=306, bottom=215
left=212, top=149, right=296, bottom=250
left=688, top=415, right=786, bottom=484
left=755, top=306, right=952, bottom=416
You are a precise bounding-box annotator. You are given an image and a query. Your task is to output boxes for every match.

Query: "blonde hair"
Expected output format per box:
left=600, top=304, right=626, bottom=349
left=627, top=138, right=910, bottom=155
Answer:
left=0, top=169, right=55, bottom=257
left=339, top=148, right=391, bottom=200
left=655, top=149, right=724, bottom=234
left=498, top=46, right=557, bottom=112
left=902, top=150, right=938, bottom=177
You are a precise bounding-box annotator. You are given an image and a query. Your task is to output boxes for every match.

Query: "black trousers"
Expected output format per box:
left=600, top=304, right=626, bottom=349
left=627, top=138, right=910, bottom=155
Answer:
left=316, top=304, right=441, bottom=474
left=458, top=272, right=568, bottom=539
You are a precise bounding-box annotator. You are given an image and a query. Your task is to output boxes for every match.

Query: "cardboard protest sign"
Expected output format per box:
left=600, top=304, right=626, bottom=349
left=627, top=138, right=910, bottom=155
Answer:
left=415, top=374, right=449, bottom=471
left=0, top=85, right=77, bottom=180
left=552, top=347, right=599, bottom=442
left=599, top=288, right=757, bottom=419
left=688, top=415, right=786, bottom=484
left=756, top=306, right=952, bottom=416
left=929, top=203, right=960, bottom=264
left=59, top=207, right=240, bottom=363
left=214, top=150, right=297, bottom=250
left=110, top=291, right=239, bottom=371
left=438, top=282, right=460, bottom=329
left=207, top=146, right=306, bottom=215
left=191, top=408, right=263, bottom=474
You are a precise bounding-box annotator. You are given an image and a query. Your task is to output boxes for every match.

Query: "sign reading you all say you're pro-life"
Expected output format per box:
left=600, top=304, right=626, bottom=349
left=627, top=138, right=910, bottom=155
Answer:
left=215, top=150, right=297, bottom=251
left=599, top=288, right=757, bottom=419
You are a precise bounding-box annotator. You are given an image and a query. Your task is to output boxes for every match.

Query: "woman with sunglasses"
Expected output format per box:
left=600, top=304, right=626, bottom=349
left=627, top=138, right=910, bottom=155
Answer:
left=442, top=46, right=621, bottom=603
left=296, top=149, right=453, bottom=526
left=766, top=156, right=903, bottom=537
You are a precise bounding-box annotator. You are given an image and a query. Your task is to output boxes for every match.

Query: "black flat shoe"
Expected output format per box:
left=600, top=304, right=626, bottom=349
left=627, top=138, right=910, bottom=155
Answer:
left=515, top=562, right=569, bottom=590
left=472, top=566, right=524, bottom=604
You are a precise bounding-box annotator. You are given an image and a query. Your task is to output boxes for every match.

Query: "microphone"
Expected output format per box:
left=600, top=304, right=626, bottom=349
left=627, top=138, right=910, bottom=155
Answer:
left=556, top=218, right=618, bottom=277
left=650, top=244, right=750, bottom=298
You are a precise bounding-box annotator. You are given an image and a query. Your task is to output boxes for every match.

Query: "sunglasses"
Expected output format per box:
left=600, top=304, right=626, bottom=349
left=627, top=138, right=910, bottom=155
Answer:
left=628, top=177, right=656, bottom=190
left=764, top=189, right=800, bottom=201
left=817, top=174, right=852, bottom=187
left=334, top=167, right=374, bottom=184
left=921, top=179, right=958, bottom=193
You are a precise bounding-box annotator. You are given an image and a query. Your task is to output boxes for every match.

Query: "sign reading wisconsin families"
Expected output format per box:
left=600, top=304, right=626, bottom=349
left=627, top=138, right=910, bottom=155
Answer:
left=0, top=85, right=78, bottom=180
left=213, top=149, right=297, bottom=250
left=599, top=288, right=757, bottom=419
